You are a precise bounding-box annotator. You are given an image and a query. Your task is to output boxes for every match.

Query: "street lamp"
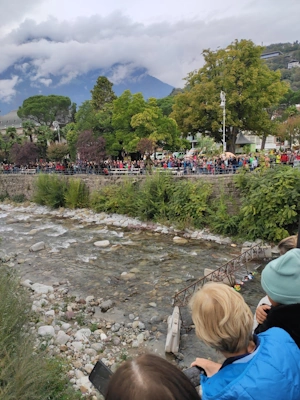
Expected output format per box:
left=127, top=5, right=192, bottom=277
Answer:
left=52, top=121, right=60, bottom=143
left=220, top=91, right=226, bottom=153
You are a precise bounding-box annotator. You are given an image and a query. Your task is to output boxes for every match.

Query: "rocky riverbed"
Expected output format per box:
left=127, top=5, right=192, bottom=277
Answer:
left=0, top=202, right=271, bottom=398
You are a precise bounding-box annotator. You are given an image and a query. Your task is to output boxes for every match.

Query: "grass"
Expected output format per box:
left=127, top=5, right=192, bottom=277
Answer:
left=0, top=265, right=82, bottom=400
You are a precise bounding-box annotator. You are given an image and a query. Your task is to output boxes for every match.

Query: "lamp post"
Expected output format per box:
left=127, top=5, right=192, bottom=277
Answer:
left=220, top=91, right=226, bottom=153
left=52, top=121, right=60, bottom=143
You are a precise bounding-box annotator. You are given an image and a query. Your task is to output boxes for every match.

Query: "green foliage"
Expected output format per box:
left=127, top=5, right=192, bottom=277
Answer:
left=33, top=174, right=67, bottom=208
left=91, top=76, right=117, bottom=111
left=11, top=193, right=26, bottom=203
left=65, top=179, right=90, bottom=209
left=165, top=179, right=212, bottom=228
left=91, top=174, right=212, bottom=228
left=207, top=193, right=240, bottom=235
left=90, top=178, right=137, bottom=215
left=17, top=95, right=72, bottom=127
left=0, top=266, right=81, bottom=400
left=234, top=167, right=300, bottom=241
left=135, top=173, right=175, bottom=221
left=47, top=143, right=69, bottom=162
left=172, top=39, right=288, bottom=152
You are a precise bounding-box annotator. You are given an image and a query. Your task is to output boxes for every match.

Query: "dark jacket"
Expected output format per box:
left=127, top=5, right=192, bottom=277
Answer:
left=255, top=303, right=300, bottom=348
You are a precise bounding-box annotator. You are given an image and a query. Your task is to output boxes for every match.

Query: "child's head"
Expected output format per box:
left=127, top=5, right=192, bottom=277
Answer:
left=189, top=282, right=253, bottom=354
left=278, top=235, right=297, bottom=255
left=105, top=354, right=200, bottom=400
left=261, top=248, right=300, bottom=305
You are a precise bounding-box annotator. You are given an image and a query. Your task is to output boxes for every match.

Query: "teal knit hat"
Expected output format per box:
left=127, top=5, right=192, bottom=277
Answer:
left=261, top=248, right=300, bottom=305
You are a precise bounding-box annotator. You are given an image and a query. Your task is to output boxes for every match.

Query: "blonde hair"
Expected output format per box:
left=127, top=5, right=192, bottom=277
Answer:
left=190, top=282, right=253, bottom=354
left=278, top=235, right=297, bottom=255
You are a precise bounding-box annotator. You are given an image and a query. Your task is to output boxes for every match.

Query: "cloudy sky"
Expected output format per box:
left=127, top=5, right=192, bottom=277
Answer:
left=0, top=0, right=299, bottom=104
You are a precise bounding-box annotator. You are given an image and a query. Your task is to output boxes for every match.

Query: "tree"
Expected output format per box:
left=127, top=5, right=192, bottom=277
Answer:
left=75, top=101, right=98, bottom=133
left=76, top=130, right=106, bottom=164
left=91, top=76, right=116, bottom=111
left=172, top=39, right=289, bottom=152
left=6, top=127, right=17, bottom=140
left=277, top=112, right=300, bottom=147
left=22, top=120, right=36, bottom=142
left=10, top=142, right=39, bottom=165
left=136, top=138, right=155, bottom=157
left=111, top=90, right=147, bottom=156
left=47, top=143, right=69, bottom=162
left=17, top=95, right=72, bottom=126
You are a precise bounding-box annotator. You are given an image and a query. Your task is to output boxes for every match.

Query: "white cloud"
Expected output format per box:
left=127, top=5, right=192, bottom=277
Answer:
left=0, top=0, right=299, bottom=98
left=39, top=78, right=52, bottom=86
left=0, top=76, right=21, bottom=103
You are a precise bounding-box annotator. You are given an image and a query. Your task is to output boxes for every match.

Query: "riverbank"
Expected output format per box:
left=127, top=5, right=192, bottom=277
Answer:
left=0, top=201, right=271, bottom=398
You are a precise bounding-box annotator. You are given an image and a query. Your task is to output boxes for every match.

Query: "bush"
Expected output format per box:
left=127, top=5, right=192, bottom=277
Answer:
left=0, top=266, right=82, bottom=400
left=208, top=193, right=240, bottom=236
left=234, top=167, right=300, bottom=241
left=135, top=173, right=175, bottom=221
left=65, top=179, right=90, bottom=209
left=166, top=179, right=212, bottom=228
left=33, top=174, right=67, bottom=208
left=90, top=178, right=137, bottom=215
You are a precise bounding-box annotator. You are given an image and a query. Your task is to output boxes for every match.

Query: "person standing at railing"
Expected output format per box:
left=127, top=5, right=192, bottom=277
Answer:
left=190, top=282, right=300, bottom=400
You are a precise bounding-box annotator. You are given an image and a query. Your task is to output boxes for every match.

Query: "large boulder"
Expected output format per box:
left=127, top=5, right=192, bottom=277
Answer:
left=29, top=242, right=46, bottom=252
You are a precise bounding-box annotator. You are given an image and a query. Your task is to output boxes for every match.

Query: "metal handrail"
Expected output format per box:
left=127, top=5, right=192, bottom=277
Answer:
left=173, top=243, right=266, bottom=307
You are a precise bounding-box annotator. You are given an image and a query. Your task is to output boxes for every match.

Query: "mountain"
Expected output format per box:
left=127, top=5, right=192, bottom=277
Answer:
left=263, top=42, right=300, bottom=91
left=0, top=62, right=174, bottom=115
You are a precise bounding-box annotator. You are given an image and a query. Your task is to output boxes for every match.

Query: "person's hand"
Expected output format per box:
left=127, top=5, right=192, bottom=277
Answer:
left=256, top=304, right=271, bottom=324
left=191, top=358, right=221, bottom=377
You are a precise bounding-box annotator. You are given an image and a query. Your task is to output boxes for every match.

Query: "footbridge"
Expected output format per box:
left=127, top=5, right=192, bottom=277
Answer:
left=165, top=243, right=272, bottom=353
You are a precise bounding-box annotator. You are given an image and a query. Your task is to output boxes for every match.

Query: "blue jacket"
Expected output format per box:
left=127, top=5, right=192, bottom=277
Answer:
left=200, top=328, right=300, bottom=400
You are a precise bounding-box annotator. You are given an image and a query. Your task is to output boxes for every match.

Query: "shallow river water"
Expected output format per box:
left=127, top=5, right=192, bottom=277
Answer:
left=0, top=203, right=266, bottom=366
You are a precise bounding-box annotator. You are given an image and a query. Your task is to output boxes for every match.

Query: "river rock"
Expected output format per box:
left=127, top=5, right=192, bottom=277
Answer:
left=94, top=240, right=110, bottom=248
left=20, top=279, right=33, bottom=288
left=38, top=326, right=55, bottom=337
left=173, top=236, right=188, bottom=244
left=120, top=272, right=136, bottom=280
left=100, top=299, right=114, bottom=312
left=31, top=283, right=54, bottom=294
left=55, top=331, right=71, bottom=345
left=75, top=329, right=92, bottom=341
left=29, top=241, right=46, bottom=252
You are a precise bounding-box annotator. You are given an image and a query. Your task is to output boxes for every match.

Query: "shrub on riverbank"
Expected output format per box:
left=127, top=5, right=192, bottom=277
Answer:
left=0, top=266, right=82, bottom=400
left=91, top=173, right=213, bottom=228
left=34, top=175, right=89, bottom=209
left=30, top=168, right=300, bottom=242
left=234, top=167, right=300, bottom=241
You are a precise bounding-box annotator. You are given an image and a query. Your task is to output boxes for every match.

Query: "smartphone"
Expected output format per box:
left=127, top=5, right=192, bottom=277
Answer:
left=89, top=360, right=113, bottom=396
left=183, top=366, right=206, bottom=387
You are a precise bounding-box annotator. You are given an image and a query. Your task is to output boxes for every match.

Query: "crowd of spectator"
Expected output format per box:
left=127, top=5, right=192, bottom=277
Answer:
left=1, top=150, right=300, bottom=176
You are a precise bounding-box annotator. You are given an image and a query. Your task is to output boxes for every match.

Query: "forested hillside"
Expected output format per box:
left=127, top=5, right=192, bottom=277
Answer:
left=263, top=41, right=300, bottom=91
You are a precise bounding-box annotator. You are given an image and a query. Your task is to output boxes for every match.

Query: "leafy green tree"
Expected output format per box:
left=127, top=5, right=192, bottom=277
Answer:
left=91, top=76, right=117, bottom=111
left=64, top=123, right=79, bottom=161
left=75, top=100, right=98, bottom=133
left=6, top=126, right=17, bottom=140
left=22, top=120, right=36, bottom=142
left=156, top=96, right=175, bottom=116
left=111, top=90, right=147, bottom=155
left=172, top=39, right=289, bottom=152
left=17, top=95, right=72, bottom=126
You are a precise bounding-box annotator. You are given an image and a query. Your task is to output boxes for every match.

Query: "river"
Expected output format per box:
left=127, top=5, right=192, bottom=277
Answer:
left=0, top=202, right=266, bottom=367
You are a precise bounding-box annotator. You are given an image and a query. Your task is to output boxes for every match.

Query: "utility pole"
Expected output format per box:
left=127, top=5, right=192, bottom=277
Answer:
left=220, top=91, right=226, bottom=153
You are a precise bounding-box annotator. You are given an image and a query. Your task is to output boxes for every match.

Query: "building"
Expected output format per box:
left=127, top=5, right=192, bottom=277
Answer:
left=288, top=60, right=300, bottom=69
left=0, top=110, right=24, bottom=134
left=260, top=51, right=283, bottom=60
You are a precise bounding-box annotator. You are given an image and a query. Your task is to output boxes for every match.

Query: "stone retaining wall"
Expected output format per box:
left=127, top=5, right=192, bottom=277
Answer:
left=0, top=174, right=240, bottom=209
